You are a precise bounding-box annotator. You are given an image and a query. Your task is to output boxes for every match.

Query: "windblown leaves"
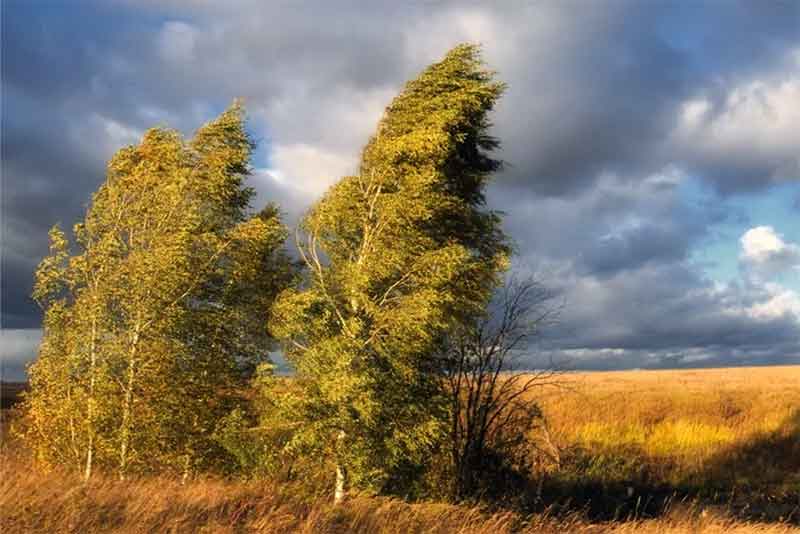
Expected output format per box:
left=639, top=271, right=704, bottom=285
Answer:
left=271, top=44, right=510, bottom=495
left=22, top=102, right=294, bottom=477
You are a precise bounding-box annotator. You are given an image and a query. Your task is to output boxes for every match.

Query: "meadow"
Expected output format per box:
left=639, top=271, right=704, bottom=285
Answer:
left=530, top=366, right=800, bottom=521
left=2, top=365, right=799, bottom=533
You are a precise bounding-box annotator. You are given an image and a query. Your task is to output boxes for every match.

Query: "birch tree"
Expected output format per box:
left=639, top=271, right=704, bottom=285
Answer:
left=26, top=226, right=119, bottom=479
left=22, top=103, right=294, bottom=478
left=270, top=44, right=509, bottom=500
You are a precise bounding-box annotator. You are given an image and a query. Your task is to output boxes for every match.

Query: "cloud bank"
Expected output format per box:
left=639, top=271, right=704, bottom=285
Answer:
left=2, top=1, right=799, bottom=377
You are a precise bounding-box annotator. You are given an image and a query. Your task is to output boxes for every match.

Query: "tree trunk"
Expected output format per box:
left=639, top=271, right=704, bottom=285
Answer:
left=84, top=315, right=97, bottom=482
left=66, top=384, right=81, bottom=466
left=118, top=323, right=140, bottom=480
left=334, top=462, right=346, bottom=504
left=334, top=430, right=346, bottom=504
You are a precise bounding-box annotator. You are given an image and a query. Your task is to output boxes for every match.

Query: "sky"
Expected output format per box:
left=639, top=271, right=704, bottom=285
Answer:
left=2, top=1, right=799, bottom=379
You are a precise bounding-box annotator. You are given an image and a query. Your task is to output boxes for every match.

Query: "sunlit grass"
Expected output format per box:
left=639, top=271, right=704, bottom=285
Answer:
left=576, top=420, right=736, bottom=458
left=533, top=366, right=800, bottom=493
left=3, top=365, right=799, bottom=532
left=2, top=452, right=797, bottom=533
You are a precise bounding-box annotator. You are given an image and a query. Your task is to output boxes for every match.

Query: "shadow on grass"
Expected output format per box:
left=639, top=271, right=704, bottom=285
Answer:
left=504, top=409, right=800, bottom=523
left=695, top=408, right=800, bottom=521
left=701, top=409, right=800, bottom=490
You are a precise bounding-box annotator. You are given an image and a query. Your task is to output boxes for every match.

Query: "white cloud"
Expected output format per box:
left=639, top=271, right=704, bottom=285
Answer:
left=738, top=227, right=800, bottom=322
left=99, top=115, right=142, bottom=149
left=247, top=84, right=396, bottom=219
left=680, top=98, right=712, bottom=129
left=741, top=226, right=790, bottom=261
left=403, top=7, right=508, bottom=67
left=748, top=282, right=800, bottom=321
left=675, top=74, right=800, bottom=186
left=717, top=79, right=800, bottom=151
left=256, top=85, right=396, bottom=155
left=679, top=79, right=800, bottom=150
left=740, top=225, right=800, bottom=275
left=267, top=143, right=357, bottom=196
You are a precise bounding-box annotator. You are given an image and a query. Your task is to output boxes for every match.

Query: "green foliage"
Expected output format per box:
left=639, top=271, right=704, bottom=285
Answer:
left=21, top=102, right=295, bottom=479
left=22, top=45, right=512, bottom=499
left=213, top=408, right=266, bottom=476
left=269, top=44, right=509, bottom=497
left=213, top=364, right=300, bottom=479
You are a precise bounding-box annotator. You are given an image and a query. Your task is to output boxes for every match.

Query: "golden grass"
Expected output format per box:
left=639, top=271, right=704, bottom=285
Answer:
left=539, top=366, right=800, bottom=436
left=2, top=365, right=799, bottom=532
left=2, top=454, right=798, bottom=533
left=532, top=366, right=800, bottom=492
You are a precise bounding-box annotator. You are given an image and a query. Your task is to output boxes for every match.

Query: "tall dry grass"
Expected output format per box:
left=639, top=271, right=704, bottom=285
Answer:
left=532, top=366, right=800, bottom=493
left=1, top=453, right=798, bottom=533
left=3, top=365, right=799, bottom=532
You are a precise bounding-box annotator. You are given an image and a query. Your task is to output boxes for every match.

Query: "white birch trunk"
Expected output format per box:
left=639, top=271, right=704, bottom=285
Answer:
left=334, top=463, right=346, bottom=504
left=118, top=322, right=140, bottom=480
left=84, top=315, right=97, bottom=482
left=334, top=430, right=346, bottom=504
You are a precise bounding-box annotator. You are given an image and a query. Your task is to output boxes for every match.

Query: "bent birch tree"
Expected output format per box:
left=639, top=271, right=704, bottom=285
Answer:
left=270, top=44, right=510, bottom=501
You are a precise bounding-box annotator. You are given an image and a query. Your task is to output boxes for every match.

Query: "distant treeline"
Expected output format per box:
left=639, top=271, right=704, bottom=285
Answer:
left=1, top=383, right=27, bottom=410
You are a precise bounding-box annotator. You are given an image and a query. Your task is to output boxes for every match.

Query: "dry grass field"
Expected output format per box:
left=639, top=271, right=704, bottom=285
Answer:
left=537, top=366, right=800, bottom=483
left=2, top=366, right=799, bottom=532
left=526, top=366, right=800, bottom=522
left=1, top=456, right=798, bottom=534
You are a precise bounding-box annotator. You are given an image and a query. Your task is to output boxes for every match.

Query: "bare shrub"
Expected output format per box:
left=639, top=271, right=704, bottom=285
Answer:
left=438, top=274, right=563, bottom=500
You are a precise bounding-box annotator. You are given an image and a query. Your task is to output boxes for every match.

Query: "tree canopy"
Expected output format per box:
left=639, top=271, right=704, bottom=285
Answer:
left=269, top=44, right=510, bottom=498
left=24, top=103, right=295, bottom=479
left=22, top=45, right=517, bottom=501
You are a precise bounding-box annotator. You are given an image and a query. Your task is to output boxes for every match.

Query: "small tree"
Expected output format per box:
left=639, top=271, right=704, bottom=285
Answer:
left=440, top=275, right=562, bottom=500
left=270, top=44, right=509, bottom=501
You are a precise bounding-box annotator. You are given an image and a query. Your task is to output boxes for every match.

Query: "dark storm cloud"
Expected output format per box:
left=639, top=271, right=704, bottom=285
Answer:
left=0, top=330, right=41, bottom=381
left=489, top=169, right=729, bottom=278
left=556, top=269, right=798, bottom=351
left=2, top=1, right=132, bottom=328
left=2, top=0, right=799, bottom=370
left=486, top=1, right=800, bottom=196
left=527, top=262, right=800, bottom=372
left=494, top=169, right=799, bottom=367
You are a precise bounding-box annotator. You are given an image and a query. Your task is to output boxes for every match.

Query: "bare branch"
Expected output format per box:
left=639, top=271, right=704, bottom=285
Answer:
left=439, top=272, right=565, bottom=499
